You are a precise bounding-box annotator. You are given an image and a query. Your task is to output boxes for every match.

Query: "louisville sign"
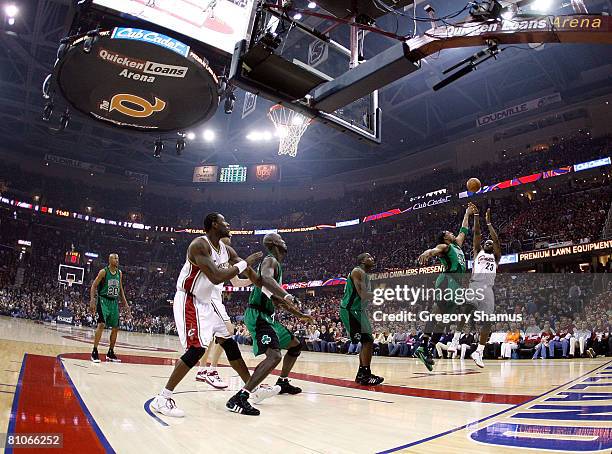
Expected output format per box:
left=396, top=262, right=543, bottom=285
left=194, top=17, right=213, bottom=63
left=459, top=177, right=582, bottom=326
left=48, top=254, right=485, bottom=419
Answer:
left=477, top=93, right=561, bottom=127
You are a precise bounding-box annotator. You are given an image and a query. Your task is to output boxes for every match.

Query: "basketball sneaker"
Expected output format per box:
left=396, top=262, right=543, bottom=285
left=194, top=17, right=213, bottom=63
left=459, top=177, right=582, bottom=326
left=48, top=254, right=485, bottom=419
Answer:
left=415, top=346, right=435, bottom=372
left=196, top=369, right=228, bottom=389
left=106, top=350, right=121, bottom=362
left=150, top=395, right=185, bottom=418
left=91, top=348, right=100, bottom=363
left=471, top=350, right=484, bottom=368
left=249, top=384, right=281, bottom=404
left=276, top=377, right=302, bottom=394
left=358, top=374, right=384, bottom=386
left=226, top=391, right=260, bottom=416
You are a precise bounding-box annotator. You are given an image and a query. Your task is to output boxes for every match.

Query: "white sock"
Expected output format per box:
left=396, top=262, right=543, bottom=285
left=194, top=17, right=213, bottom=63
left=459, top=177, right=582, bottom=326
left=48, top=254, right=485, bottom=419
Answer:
left=241, top=388, right=250, bottom=395
left=161, top=388, right=173, bottom=398
left=477, top=344, right=485, bottom=353
left=209, top=366, right=216, bottom=373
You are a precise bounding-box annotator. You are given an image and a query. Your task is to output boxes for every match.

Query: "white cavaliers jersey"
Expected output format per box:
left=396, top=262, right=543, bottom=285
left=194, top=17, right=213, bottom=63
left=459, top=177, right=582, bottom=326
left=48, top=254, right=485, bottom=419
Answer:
left=176, top=236, right=230, bottom=303
left=471, top=249, right=497, bottom=286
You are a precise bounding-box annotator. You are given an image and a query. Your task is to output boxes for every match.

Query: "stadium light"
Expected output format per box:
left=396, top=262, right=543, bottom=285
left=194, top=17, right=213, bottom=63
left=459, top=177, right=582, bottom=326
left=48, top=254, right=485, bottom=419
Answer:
left=247, top=131, right=273, bottom=141
left=153, top=139, right=163, bottom=158
left=186, top=132, right=195, bottom=140
left=293, top=13, right=303, bottom=20
left=307, top=2, right=317, bottom=8
left=176, top=138, right=186, bottom=155
left=4, top=4, right=18, bottom=18
left=531, top=0, right=552, bottom=12
left=203, top=129, right=215, bottom=142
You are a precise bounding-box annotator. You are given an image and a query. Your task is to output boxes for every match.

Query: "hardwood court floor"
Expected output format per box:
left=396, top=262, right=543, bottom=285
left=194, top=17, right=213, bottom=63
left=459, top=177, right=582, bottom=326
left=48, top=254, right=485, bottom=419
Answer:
left=0, top=316, right=610, bottom=454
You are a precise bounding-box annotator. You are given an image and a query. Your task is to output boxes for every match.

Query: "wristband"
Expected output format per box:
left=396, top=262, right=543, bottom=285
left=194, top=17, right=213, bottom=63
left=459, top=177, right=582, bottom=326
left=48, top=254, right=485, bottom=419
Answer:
left=262, top=286, right=273, bottom=298
left=474, top=214, right=479, bottom=216
left=235, top=260, right=247, bottom=274
left=459, top=226, right=469, bottom=235
left=284, top=294, right=295, bottom=303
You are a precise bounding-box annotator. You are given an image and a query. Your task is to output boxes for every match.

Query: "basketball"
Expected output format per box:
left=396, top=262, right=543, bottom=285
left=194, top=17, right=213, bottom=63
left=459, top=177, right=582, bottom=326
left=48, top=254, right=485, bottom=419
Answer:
left=467, top=177, right=481, bottom=193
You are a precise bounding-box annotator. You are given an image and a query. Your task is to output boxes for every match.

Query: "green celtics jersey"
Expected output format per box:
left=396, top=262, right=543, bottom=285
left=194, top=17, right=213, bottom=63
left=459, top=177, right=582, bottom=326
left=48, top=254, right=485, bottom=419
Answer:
left=340, top=268, right=370, bottom=311
left=439, top=242, right=466, bottom=273
left=98, top=266, right=121, bottom=301
left=248, top=255, right=282, bottom=315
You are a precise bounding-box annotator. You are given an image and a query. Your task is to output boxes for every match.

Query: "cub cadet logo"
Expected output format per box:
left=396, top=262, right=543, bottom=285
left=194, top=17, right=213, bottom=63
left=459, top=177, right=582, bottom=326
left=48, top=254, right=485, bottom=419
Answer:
left=100, top=94, right=166, bottom=118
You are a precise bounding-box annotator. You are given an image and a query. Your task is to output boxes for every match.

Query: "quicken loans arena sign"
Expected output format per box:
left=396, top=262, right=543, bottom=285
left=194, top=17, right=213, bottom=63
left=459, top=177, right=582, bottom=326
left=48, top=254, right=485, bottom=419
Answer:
left=439, top=15, right=605, bottom=39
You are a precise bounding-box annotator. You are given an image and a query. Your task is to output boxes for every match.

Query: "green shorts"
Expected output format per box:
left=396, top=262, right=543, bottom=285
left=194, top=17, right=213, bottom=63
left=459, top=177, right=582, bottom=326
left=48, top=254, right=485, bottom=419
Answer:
left=339, top=307, right=373, bottom=343
left=434, top=273, right=466, bottom=312
left=244, top=307, right=293, bottom=356
left=97, top=296, right=119, bottom=328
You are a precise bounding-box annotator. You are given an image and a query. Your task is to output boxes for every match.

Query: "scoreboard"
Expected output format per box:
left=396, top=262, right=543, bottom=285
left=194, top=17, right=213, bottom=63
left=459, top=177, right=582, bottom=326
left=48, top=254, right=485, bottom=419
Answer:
left=219, top=165, right=248, bottom=183
left=65, top=251, right=81, bottom=265
left=196, top=164, right=280, bottom=184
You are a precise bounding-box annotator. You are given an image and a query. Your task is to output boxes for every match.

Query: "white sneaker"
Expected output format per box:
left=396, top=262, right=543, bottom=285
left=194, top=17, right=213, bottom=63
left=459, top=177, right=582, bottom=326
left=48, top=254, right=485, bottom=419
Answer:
left=200, top=370, right=228, bottom=389
left=471, top=350, right=484, bottom=368
left=249, top=384, right=281, bottom=404
left=195, top=367, right=208, bottom=382
left=150, top=395, right=185, bottom=418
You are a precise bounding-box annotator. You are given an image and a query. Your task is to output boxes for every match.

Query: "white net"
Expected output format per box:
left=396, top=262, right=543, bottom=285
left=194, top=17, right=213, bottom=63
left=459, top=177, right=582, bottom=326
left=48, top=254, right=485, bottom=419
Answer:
left=268, top=105, right=311, bottom=157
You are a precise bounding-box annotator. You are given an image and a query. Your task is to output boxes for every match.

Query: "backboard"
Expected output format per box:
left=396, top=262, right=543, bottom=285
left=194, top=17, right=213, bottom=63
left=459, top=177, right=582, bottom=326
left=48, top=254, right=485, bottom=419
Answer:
left=230, top=3, right=384, bottom=143
left=58, top=264, right=85, bottom=288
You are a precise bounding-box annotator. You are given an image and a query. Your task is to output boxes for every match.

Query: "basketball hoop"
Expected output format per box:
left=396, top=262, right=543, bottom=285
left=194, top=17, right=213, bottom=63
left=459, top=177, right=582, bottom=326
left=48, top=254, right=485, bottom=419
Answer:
left=268, top=104, right=312, bottom=157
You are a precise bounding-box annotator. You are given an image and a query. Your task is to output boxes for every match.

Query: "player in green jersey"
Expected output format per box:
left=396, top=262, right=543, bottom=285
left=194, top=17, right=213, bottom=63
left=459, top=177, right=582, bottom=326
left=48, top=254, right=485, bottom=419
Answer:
left=229, top=233, right=314, bottom=415
left=415, top=202, right=477, bottom=371
left=340, top=252, right=384, bottom=386
left=89, top=253, right=131, bottom=363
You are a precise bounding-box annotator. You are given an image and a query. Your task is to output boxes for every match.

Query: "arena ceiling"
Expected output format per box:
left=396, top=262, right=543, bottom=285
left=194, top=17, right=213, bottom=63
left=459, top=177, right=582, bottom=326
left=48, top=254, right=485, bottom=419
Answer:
left=0, top=0, right=610, bottom=184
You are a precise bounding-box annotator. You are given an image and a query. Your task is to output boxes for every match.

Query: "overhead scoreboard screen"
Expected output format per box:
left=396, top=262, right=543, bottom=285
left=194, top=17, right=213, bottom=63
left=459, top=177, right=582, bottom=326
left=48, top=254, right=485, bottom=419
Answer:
left=249, top=164, right=280, bottom=183
left=219, top=165, right=247, bottom=183
left=196, top=164, right=280, bottom=183
left=193, top=165, right=218, bottom=183
left=92, top=0, right=257, bottom=54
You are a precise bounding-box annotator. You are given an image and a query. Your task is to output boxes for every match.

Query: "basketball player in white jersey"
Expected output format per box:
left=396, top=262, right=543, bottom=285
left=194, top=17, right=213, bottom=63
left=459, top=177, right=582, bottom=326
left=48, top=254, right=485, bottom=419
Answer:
left=150, top=213, right=302, bottom=417
left=468, top=207, right=501, bottom=368
left=195, top=237, right=264, bottom=391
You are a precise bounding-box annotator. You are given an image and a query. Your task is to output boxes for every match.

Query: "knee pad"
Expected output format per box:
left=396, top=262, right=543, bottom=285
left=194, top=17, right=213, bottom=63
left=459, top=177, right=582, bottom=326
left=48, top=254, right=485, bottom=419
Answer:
left=287, top=343, right=302, bottom=358
left=181, top=346, right=205, bottom=368
left=220, top=338, right=242, bottom=361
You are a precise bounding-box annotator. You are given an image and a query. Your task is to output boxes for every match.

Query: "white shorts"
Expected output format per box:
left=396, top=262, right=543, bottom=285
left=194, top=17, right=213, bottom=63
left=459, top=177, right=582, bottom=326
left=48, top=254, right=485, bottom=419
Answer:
left=468, top=282, right=495, bottom=314
left=173, top=290, right=232, bottom=351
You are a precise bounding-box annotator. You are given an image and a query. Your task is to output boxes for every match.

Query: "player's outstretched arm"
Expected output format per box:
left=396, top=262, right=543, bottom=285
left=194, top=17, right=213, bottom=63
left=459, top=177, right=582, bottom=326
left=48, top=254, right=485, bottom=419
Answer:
left=189, top=237, right=262, bottom=285
left=473, top=209, right=482, bottom=257
left=256, top=255, right=314, bottom=322
left=89, top=268, right=105, bottom=313
left=225, top=244, right=296, bottom=304
left=418, top=244, right=449, bottom=266
left=456, top=202, right=477, bottom=247
left=486, top=208, right=502, bottom=262
left=221, top=237, right=255, bottom=287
